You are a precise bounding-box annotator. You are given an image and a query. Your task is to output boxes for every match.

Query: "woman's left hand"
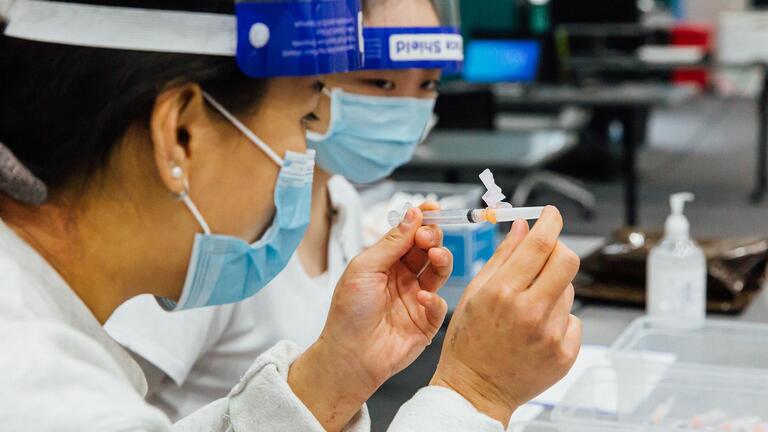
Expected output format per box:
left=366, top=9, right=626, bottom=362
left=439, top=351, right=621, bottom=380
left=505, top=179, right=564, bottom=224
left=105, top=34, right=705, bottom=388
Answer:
left=289, top=203, right=452, bottom=431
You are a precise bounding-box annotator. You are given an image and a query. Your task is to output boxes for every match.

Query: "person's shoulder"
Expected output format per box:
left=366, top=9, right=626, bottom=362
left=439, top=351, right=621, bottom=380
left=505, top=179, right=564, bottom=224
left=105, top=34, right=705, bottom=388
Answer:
left=0, top=254, right=34, bottom=319
left=0, top=318, right=171, bottom=431
left=105, top=295, right=237, bottom=385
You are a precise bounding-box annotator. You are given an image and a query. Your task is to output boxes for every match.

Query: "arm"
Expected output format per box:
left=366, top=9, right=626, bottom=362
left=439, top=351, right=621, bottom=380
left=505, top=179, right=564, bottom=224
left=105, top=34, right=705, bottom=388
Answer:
left=173, top=341, right=370, bottom=432
left=387, top=386, right=505, bottom=432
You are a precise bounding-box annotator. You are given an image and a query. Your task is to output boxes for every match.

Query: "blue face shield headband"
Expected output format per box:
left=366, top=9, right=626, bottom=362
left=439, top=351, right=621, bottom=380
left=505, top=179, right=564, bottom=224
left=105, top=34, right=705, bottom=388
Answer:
left=1, top=0, right=364, bottom=77
left=362, top=26, right=464, bottom=74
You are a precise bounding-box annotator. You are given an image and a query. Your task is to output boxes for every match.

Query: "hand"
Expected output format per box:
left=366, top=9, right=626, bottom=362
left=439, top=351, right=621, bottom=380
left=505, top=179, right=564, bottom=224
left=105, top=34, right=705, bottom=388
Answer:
left=431, top=206, right=582, bottom=427
left=289, top=203, right=452, bottom=431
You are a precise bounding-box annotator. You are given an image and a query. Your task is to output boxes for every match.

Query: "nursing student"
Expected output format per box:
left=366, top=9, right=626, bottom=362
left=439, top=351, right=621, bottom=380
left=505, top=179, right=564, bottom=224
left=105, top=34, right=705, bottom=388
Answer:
left=106, top=0, right=463, bottom=421
left=0, top=1, right=582, bottom=431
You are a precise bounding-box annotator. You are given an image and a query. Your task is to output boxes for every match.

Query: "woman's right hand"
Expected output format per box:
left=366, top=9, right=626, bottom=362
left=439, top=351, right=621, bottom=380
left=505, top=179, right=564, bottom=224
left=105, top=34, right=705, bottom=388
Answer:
left=431, top=206, right=582, bottom=427
left=289, top=205, right=451, bottom=431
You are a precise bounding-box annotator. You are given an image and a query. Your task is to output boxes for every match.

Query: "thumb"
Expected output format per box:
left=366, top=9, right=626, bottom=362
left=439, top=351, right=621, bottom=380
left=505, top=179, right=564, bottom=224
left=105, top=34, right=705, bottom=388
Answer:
left=355, top=207, right=423, bottom=273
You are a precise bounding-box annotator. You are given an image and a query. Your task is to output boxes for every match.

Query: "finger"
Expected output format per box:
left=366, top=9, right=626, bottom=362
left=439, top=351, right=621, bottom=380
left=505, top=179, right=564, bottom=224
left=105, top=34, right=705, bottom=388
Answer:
left=416, top=290, right=449, bottom=334
left=415, top=225, right=443, bottom=249
left=476, top=219, right=529, bottom=282
left=354, top=207, right=423, bottom=272
left=417, top=201, right=443, bottom=247
left=562, top=315, right=583, bottom=363
left=402, top=226, right=443, bottom=274
left=529, top=242, right=580, bottom=304
left=394, top=261, right=439, bottom=338
left=402, top=246, right=429, bottom=275
left=461, top=219, right=529, bottom=300
left=418, top=200, right=441, bottom=212
left=547, top=283, right=576, bottom=337
left=497, top=206, right=564, bottom=292
left=417, top=247, right=453, bottom=293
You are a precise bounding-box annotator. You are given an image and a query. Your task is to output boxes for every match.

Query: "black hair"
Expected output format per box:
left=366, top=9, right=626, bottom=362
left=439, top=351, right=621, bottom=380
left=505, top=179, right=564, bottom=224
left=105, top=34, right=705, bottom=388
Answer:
left=0, top=0, right=267, bottom=195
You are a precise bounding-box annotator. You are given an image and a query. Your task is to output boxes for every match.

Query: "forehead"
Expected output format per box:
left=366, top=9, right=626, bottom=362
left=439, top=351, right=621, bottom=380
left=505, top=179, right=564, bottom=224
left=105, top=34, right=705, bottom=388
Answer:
left=343, top=69, right=442, bottom=81
left=364, top=0, right=441, bottom=27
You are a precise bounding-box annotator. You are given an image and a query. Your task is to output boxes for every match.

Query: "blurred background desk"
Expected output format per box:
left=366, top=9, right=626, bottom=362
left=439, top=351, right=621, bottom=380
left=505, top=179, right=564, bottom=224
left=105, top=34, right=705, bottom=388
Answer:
left=413, top=130, right=576, bottom=169
left=494, top=83, right=699, bottom=226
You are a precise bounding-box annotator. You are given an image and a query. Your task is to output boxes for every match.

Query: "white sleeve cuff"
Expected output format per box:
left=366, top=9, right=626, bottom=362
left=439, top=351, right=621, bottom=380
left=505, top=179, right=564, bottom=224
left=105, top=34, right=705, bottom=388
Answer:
left=227, top=340, right=370, bottom=432
left=388, top=386, right=504, bottom=432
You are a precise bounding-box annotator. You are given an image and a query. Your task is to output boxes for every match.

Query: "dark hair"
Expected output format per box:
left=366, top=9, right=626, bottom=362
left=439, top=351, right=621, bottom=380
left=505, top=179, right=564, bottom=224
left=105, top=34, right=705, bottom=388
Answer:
left=0, top=0, right=267, bottom=195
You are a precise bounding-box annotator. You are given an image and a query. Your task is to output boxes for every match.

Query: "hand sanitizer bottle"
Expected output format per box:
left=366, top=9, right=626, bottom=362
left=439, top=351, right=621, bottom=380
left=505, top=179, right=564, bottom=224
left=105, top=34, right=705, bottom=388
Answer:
left=646, top=193, right=706, bottom=325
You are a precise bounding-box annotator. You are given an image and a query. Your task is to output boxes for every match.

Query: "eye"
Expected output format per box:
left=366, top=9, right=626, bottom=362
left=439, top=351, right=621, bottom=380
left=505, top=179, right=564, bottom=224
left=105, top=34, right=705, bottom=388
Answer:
left=364, top=79, right=395, bottom=91
left=312, top=80, right=325, bottom=93
left=422, top=80, right=440, bottom=91
left=301, top=112, right=320, bottom=127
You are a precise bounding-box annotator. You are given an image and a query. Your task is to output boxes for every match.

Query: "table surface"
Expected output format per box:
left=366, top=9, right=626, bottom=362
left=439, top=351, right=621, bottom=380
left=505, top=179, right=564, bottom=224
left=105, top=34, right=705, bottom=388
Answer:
left=411, top=130, right=577, bottom=169
left=565, top=234, right=768, bottom=345
left=439, top=81, right=699, bottom=108
left=494, top=83, right=700, bottom=108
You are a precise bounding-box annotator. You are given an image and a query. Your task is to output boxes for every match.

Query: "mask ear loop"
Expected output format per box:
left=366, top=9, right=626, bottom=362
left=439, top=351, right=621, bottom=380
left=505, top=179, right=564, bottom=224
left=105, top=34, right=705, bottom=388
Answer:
left=201, top=91, right=284, bottom=168
left=176, top=180, right=212, bottom=235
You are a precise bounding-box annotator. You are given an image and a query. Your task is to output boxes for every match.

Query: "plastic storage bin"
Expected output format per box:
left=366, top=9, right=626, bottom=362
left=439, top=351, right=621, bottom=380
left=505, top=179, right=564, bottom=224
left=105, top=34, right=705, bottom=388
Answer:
left=552, top=365, right=768, bottom=430
left=610, top=317, right=768, bottom=376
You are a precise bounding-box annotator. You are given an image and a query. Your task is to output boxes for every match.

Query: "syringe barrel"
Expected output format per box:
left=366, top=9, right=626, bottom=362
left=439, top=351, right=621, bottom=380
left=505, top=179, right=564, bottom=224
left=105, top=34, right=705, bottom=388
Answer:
left=492, top=206, right=545, bottom=222
left=422, top=209, right=473, bottom=225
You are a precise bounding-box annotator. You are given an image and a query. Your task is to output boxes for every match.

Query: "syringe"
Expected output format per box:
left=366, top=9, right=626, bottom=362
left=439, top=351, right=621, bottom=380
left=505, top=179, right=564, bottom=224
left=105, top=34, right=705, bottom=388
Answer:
left=388, top=206, right=545, bottom=227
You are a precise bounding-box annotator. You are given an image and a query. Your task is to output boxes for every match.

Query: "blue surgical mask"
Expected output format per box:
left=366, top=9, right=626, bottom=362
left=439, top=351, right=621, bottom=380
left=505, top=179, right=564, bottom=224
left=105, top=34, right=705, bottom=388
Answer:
left=306, top=88, right=436, bottom=183
left=157, top=92, right=315, bottom=311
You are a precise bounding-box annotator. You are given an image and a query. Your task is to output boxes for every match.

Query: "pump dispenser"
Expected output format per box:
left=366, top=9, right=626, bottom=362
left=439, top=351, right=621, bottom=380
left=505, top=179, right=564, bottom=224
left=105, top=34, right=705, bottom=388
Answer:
left=665, top=193, right=694, bottom=240
left=647, top=193, right=706, bottom=325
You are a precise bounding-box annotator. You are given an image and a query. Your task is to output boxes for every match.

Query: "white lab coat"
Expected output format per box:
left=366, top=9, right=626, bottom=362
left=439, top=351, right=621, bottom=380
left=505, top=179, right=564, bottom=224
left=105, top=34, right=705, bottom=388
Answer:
left=0, top=197, right=504, bottom=432
left=106, top=176, right=364, bottom=420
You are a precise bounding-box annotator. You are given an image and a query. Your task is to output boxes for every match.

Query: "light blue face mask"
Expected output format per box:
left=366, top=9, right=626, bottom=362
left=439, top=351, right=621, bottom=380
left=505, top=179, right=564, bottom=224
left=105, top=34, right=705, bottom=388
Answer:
left=306, top=88, right=436, bottom=183
left=157, top=92, right=315, bottom=311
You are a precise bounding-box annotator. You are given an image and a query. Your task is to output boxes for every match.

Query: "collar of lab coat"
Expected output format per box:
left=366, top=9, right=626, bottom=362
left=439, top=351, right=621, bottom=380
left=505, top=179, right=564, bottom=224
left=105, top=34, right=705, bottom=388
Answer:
left=0, top=218, right=148, bottom=396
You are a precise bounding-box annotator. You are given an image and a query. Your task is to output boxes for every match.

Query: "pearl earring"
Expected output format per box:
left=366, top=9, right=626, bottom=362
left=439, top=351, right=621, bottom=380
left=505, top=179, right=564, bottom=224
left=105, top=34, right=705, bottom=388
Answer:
left=170, top=165, right=183, bottom=179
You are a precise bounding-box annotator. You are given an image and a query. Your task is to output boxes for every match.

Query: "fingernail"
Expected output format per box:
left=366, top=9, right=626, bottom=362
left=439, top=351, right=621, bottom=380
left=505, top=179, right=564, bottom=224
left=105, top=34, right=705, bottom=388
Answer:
left=423, top=228, right=435, bottom=243
left=404, top=208, right=416, bottom=225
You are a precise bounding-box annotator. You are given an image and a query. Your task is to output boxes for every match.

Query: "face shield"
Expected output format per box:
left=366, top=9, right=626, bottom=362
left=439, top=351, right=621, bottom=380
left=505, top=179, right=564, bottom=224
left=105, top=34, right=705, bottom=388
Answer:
left=360, top=0, right=463, bottom=74
left=0, top=0, right=364, bottom=78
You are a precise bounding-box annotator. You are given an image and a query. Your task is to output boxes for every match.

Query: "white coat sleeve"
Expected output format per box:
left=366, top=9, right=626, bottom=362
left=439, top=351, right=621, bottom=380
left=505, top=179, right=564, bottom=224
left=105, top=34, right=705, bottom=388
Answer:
left=173, top=340, right=370, bottom=432
left=0, top=318, right=368, bottom=432
left=387, top=386, right=505, bottom=432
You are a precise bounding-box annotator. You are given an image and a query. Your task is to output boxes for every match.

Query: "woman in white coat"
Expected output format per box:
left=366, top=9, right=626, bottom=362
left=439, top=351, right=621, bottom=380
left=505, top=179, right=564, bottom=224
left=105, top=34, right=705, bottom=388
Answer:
left=104, top=0, right=463, bottom=421
left=0, top=0, right=582, bottom=431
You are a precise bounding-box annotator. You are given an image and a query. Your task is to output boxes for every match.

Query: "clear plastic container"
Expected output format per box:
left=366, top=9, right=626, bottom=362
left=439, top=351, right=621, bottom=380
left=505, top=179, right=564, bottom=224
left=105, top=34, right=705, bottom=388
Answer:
left=552, top=365, right=768, bottom=430
left=358, top=180, right=484, bottom=209
left=508, top=421, right=674, bottom=432
left=610, top=317, right=768, bottom=375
